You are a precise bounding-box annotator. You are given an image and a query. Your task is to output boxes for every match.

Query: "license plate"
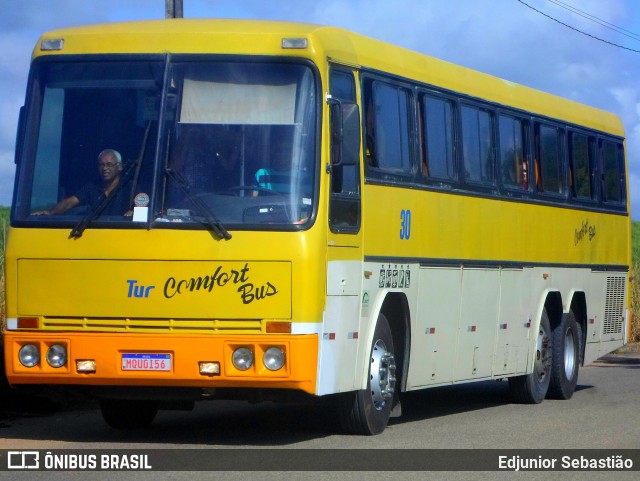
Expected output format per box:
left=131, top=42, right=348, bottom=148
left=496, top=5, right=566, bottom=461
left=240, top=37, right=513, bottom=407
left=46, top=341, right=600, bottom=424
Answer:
left=121, top=353, right=172, bottom=371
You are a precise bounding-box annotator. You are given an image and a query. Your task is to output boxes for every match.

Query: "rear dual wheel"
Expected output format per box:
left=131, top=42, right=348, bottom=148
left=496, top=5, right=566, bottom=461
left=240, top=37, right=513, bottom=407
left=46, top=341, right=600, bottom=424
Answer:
left=547, top=311, right=580, bottom=400
left=509, top=308, right=581, bottom=403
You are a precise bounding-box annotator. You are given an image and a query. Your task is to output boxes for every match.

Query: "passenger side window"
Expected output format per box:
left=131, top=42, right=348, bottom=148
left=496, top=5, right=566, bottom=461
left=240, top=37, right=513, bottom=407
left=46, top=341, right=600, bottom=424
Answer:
left=331, top=70, right=356, bottom=101
left=364, top=80, right=412, bottom=173
left=536, top=124, right=564, bottom=195
left=421, top=94, right=455, bottom=180
left=498, top=114, right=528, bottom=191
left=461, top=104, right=494, bottom=185
left=570, top=132, right=595, bottom=200
left=601, top=140, right=625, bottom=204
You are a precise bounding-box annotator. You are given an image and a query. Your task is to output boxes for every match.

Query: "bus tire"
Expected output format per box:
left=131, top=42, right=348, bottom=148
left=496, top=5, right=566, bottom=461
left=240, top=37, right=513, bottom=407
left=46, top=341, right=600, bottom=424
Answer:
left=547, top=311, right=580, bottom=400
left=100, top=399, right=159, bottom=430
left=508, top=309, right=552, bottom=404
left=338, top=313, right=397, bottom=435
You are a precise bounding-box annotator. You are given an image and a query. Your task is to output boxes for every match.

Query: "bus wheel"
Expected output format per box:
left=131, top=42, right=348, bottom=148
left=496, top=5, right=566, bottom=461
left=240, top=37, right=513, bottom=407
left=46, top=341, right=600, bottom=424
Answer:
left=338, top=313, right=397, bottom=435
left=547, top=311, right=580, bottom=400
left=508, top=309, right=552, bottom=404
left=99, top=399, right=159, bottom=430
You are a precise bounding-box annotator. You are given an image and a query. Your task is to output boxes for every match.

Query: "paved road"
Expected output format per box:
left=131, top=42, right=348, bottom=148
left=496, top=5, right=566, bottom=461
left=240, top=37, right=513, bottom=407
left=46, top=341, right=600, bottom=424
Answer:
left=1, top=352, right=639, bottom=480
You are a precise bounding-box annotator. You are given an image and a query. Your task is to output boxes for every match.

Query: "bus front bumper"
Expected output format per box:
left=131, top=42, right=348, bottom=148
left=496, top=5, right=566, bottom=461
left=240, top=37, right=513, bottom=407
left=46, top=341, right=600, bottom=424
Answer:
left=4, top=331, right=318, bottom=395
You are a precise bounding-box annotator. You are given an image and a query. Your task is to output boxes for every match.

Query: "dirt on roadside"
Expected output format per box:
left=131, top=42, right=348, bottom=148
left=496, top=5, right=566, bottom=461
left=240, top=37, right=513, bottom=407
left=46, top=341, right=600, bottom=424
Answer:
left=614, top=342, right=640, bottom=354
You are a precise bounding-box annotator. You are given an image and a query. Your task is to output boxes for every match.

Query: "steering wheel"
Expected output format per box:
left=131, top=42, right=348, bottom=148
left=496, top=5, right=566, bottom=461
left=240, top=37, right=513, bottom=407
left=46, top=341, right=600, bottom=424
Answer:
left=226, top=185, right=279, bottom=196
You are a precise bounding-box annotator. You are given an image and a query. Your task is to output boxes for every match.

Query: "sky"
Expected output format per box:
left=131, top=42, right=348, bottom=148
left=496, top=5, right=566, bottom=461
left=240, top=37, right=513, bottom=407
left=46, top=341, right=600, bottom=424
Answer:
left=1, top=0, right=640, bottom=219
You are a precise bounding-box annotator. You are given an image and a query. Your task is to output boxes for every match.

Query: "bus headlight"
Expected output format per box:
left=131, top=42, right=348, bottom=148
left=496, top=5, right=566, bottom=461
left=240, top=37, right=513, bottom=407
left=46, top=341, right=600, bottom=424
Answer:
left=18, top=344, right=40, bottom=368
left=46, top=344, right=68, bottom=368
left=263, top=347, right=285, bottom=371
left=232, top=347, right=254, bottom=371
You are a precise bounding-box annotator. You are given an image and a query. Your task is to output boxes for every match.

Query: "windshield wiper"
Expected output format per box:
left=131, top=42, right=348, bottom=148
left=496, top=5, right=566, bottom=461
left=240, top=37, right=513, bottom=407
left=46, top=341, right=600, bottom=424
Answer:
left=165, top=168, right=232, bottom=240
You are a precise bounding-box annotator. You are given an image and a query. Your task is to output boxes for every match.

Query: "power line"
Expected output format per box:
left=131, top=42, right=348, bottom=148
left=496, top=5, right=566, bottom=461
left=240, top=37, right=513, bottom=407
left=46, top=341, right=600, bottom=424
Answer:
left=515, top=0, right=640, bottom=53
left=547, top=0, right=640, bottom=42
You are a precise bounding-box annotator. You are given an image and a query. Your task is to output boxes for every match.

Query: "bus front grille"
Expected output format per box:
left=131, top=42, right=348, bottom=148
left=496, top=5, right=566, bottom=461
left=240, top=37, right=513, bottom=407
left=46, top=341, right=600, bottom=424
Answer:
left=39, top=317, right=265, bottom=334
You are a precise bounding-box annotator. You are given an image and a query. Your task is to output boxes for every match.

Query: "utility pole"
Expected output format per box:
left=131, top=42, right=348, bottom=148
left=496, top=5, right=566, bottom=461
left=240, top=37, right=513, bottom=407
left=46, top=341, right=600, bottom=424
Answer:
left=166, top=0, right=184, bottom=18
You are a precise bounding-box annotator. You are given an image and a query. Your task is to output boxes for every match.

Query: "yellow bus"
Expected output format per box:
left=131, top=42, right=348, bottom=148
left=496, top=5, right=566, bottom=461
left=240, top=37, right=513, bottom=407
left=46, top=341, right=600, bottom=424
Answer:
left=4, top=19, right=631, bottom=434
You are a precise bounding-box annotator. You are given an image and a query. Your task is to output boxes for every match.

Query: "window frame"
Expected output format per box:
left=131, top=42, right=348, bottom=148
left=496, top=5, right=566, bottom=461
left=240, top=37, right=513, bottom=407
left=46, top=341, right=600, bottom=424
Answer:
left=600, top=138, right=626, bottom=206
left=497, top=111, right=532, bottom=196
left=356, top=67, right=627, bottom=216
left=361, top=74, right=416, bottom=180
left=418, top=90, right=458, bottom=185
left=458, top=101, right=497, bottom=189
left=568, top=129, right=598, bottom=204
left=534, top=121, right=567, bottom=199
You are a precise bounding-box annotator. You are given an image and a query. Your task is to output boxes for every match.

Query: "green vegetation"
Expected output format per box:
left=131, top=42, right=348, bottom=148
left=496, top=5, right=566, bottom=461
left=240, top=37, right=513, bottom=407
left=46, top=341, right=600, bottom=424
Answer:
left=632, top=221, right=640, bottom=342
left=0, top=206, right=9, bottom=251
left=0, top=206, right=7, bottom=324
left=633, top=221, right=640, bottom=265
left=0, top=206, right=7, bottom=255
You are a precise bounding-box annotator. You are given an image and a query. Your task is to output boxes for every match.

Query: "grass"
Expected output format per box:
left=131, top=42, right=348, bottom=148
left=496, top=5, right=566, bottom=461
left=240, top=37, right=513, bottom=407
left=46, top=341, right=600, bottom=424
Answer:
left=0, top=206, right=7, bottom=254
left=631, top=222, right=640, bottom=343
left=0, top=206, right=7, bottom=325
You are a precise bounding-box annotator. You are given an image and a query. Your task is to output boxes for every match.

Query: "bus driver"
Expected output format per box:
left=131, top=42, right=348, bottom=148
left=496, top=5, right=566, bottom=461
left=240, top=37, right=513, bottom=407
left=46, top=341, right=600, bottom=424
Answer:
left=33, top=149, right=132, bottom=216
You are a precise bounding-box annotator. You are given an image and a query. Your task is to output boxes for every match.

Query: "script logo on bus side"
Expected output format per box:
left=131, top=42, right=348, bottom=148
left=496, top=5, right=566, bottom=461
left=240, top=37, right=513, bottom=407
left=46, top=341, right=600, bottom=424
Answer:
left=574, top=219, right=596, bottom=246
left=162, top=262, right=278, bottom=305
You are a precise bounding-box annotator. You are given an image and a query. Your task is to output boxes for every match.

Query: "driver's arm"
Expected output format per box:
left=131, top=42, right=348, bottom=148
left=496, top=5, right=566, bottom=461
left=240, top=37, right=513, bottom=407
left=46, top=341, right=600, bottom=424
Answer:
left=32, top=195, right=80, bottom=215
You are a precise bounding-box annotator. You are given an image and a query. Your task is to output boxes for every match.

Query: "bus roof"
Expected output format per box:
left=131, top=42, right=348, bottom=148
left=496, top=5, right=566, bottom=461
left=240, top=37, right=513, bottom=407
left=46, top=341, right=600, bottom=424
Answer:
left=35, top=19, right=624, bottom=136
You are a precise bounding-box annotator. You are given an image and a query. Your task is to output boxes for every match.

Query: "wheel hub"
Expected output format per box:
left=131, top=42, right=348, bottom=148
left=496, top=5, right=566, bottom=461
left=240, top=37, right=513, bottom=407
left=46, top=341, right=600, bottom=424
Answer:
left=534, top=326, right=551, bottom=383
left=564, top=328, right=576, bottom=379
left=370, top=340, right=397, bottom=410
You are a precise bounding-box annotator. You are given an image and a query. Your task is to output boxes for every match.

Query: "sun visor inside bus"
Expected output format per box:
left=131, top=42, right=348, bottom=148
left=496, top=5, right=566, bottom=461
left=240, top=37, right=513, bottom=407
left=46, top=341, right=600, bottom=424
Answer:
left=181, top=79, right=296, bottom=125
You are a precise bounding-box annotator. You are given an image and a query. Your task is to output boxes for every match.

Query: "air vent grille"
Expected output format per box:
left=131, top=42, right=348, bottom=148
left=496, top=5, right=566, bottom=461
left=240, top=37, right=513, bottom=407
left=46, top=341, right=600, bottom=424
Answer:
left=603, top=277, right=625, bottom=335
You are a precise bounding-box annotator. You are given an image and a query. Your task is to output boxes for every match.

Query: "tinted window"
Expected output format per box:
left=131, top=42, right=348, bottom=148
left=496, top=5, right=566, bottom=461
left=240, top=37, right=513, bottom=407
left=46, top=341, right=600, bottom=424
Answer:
left=421, top=95, right=455, bottom=180
left=499, top=115, right=528, bottom=190
left=461, top=105, right=494, bottom=184
left=365, top=80, right=411, bottom=172
left=164, top=62, right=317, bottom=226
left=15, top=59, right=319, bottom=229
left=601, top=140, right=624, bottom=203
left=16, top=60, right=164, bottom=221
left=570, top=132, right=594, bottom=200
left=331, top=70, right=356, bottom=101
left=537, top=124, right=563, bottom=194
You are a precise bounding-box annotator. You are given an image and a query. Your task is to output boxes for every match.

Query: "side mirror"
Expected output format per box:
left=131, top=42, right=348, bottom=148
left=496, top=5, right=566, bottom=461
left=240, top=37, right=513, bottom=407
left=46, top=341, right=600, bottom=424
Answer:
left=330, top=99, right=360, bottom=167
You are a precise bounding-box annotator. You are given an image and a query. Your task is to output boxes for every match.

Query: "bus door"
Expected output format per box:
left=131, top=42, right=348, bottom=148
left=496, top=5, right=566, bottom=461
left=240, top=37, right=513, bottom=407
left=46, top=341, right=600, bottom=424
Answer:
left=317, top=67, right=364, bottom=395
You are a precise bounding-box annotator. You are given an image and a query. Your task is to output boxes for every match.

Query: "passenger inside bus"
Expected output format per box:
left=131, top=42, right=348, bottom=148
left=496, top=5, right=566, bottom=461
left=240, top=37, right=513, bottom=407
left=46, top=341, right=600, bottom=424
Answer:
left=255, top=136, right=294, bottom=193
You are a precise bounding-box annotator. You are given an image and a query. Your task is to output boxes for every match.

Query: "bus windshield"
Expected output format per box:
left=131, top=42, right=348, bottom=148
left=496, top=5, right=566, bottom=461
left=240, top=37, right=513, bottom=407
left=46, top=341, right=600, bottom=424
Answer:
left=14, top=57, right=318, bottom=229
